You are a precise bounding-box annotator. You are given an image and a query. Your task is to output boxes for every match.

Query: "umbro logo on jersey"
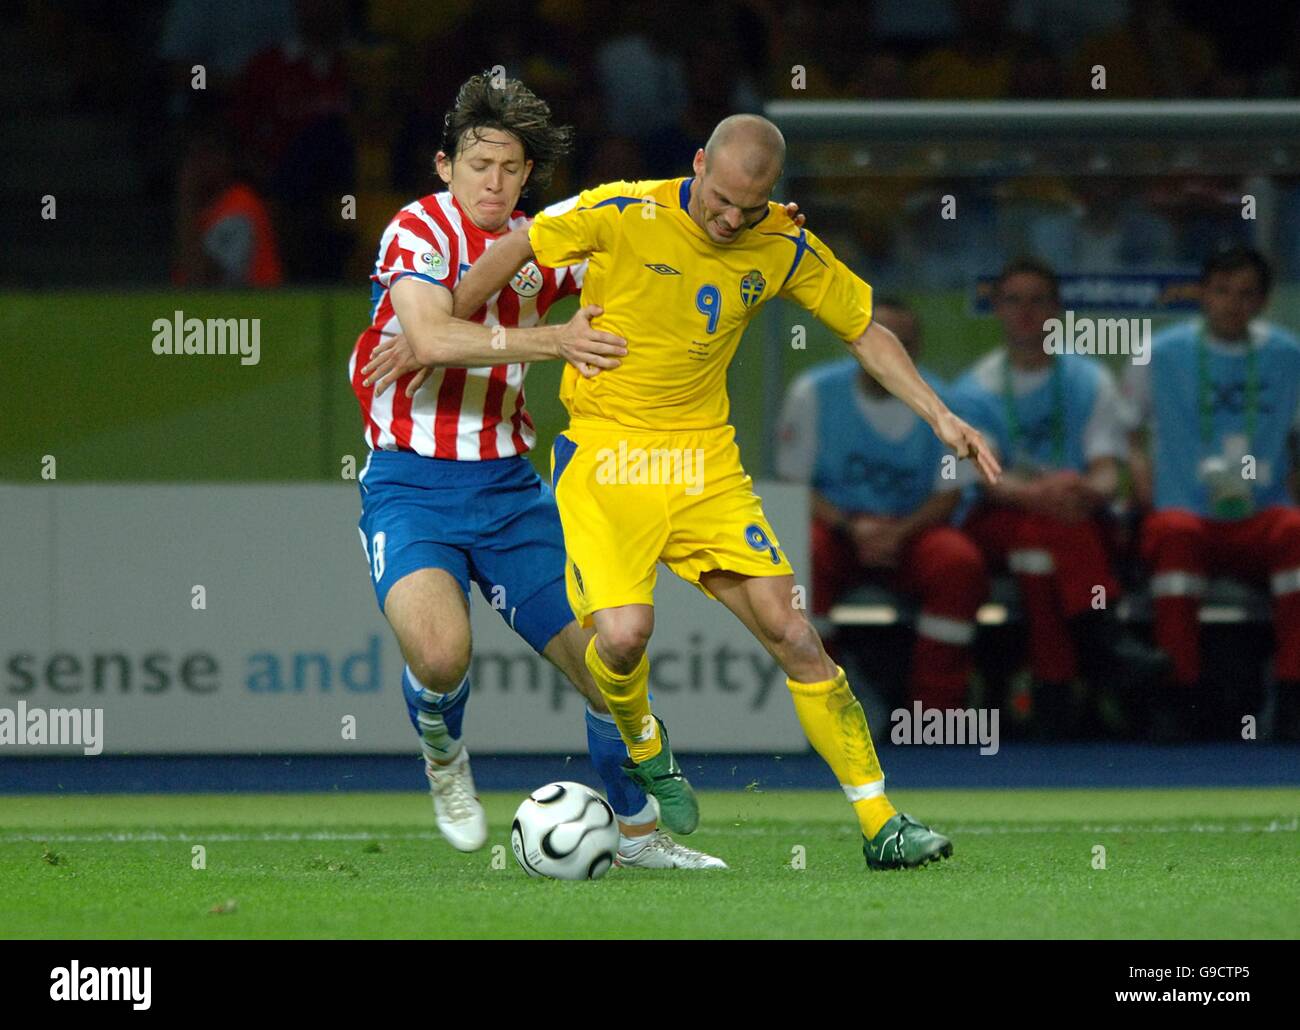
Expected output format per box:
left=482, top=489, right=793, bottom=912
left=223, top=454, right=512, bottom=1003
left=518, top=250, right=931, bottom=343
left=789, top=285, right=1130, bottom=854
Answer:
left=644, top=263, right=681, bottom=275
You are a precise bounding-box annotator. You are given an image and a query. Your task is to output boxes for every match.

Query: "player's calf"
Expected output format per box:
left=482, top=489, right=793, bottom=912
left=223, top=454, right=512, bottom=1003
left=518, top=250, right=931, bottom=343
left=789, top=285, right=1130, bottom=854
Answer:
left=402, top=667, right=470, bottom=764
left=708, top=572, right=922, bottom=859
left=585, top=706, right=657, bottom=829
left=735, top=578, right=836, bottom=683
left=784, top=664, right=954, bottom=869
left=768, top=614, right=836, bottom=683
left=585, top=613, right=659, bottom=762
left=756, top=611, right=906, bottom=842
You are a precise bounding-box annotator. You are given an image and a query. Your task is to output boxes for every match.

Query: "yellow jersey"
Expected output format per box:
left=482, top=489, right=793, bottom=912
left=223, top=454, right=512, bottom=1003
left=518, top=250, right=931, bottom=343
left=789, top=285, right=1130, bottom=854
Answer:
left=529, top=177, right=874, bottom=430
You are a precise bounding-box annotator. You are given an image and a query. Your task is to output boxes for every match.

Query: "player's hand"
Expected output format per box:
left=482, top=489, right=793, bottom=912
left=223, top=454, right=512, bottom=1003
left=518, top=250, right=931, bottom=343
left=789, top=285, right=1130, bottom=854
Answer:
left=361, top=332, right=425, bottom=397
left=934, top=411, right=1001, bottom=485
left=780, top=201, right=806, bottom=228
left=558, top=305, right=628, bottom=378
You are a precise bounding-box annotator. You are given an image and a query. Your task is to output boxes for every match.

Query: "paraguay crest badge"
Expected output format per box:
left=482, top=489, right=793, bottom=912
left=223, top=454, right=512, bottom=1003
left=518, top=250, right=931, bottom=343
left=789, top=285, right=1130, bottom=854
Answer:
left=739, top=269, right=766, bottom=309
left=510, top=261, right=545, bottom=298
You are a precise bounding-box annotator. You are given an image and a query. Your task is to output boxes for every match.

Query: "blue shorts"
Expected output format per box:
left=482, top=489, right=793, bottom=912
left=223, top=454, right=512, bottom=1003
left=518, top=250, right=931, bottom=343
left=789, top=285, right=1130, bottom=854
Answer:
left=357, top=449, right=574, bottom=655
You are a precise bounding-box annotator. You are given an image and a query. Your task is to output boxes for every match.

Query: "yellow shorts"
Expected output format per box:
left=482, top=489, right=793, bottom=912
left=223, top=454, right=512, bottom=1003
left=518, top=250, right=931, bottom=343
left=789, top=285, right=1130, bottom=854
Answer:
left=549, top=420, right=794, bottom=624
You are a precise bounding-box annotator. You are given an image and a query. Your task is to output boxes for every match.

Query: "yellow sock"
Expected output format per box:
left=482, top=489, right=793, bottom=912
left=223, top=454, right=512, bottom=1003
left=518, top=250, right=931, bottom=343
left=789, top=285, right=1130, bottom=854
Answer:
left=787, top=666, right=897, bottom=838
left=585, top=636, right=660, bottom=763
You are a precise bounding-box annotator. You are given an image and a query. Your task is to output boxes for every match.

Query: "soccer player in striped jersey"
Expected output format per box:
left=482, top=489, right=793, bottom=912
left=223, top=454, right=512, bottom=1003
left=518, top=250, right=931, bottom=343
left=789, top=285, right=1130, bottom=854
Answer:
left=348, top=73, right=725, bottom=869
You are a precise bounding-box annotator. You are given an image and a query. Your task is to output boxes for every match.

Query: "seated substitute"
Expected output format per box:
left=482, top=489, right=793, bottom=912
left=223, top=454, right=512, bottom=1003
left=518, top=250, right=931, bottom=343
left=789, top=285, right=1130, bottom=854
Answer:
left=1123, top=245, right=1300, bottom=742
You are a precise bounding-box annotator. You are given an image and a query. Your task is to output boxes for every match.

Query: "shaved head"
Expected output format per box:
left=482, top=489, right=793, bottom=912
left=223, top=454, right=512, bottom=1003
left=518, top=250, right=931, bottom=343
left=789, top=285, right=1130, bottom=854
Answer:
left=689, top=114, right=786, bottom=244
left=703, top=114, right=786, bottom=180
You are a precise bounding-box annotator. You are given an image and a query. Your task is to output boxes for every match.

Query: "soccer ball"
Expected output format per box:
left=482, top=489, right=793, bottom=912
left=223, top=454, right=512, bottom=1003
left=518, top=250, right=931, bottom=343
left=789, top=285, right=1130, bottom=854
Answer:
left=510, top=781, right=618, bottom=881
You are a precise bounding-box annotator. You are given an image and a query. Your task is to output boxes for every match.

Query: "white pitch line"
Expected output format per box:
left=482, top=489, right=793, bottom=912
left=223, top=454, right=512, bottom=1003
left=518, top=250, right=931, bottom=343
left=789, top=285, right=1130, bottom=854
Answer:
left=949, top=819, right=1298, bottom=834
left=0, top=819, right=1294, bottom=844
left=0, top=831, right=444, bottom=843
left=704, top=820, right=1299, bottom=838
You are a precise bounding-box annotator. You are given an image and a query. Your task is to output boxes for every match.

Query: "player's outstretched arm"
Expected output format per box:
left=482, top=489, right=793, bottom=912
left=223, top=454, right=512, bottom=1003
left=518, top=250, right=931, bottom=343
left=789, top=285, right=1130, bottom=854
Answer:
left=847, top=319, right=1002, bottom=484
left=452, top=226, right=536, bottom=320
left=389, top=275, right=563, bottom=367
left=361, top=278, right=625, bottom=395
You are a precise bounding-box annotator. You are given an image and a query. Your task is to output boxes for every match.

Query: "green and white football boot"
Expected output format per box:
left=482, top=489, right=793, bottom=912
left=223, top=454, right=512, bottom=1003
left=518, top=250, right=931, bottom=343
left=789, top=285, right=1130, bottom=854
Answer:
left=620, top=717, right=699, bottom=835
left=863, top=813, right=952, bottom=870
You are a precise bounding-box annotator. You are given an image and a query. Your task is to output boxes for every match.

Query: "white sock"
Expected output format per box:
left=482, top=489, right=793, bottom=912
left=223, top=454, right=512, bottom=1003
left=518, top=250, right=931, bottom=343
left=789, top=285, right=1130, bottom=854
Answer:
left=619, top=797, right=658, bottom=853
left=619, top=832, right=653, bottom=855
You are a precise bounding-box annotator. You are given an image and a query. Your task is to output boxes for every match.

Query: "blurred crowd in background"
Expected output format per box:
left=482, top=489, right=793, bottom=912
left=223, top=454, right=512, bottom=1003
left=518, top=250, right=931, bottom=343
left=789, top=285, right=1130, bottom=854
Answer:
left=9, top=0, right=1300, bottom=287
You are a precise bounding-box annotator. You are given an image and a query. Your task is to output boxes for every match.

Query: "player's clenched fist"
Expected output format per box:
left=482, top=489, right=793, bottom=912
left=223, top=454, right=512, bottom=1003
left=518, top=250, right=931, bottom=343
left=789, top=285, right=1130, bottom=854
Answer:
left=933, top=410, right=1002, bottom=485
left=556, top=304, right=628, bottom=378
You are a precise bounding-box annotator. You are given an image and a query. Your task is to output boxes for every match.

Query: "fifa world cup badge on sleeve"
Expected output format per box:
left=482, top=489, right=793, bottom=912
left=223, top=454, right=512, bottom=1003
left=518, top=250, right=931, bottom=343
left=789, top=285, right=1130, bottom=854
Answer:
left=422, top=251, right=450, bottom=281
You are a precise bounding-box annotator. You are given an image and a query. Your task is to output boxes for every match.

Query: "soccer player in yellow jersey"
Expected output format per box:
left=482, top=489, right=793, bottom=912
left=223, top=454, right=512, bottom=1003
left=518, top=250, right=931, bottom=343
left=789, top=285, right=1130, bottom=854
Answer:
left=456, top=114, right=1002, bottom=869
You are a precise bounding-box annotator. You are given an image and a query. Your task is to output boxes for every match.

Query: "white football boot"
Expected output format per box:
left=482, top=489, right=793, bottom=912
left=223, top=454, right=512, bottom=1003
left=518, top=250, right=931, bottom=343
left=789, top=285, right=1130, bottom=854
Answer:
left=424, top=747, right=488, bottom=852
left=616, top=829, right=728, bottom=870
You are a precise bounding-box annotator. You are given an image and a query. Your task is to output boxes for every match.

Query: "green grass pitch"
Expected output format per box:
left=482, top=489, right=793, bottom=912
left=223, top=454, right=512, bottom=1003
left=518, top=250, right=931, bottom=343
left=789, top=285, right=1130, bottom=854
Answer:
left=2, top=789, right=1296, bottom=939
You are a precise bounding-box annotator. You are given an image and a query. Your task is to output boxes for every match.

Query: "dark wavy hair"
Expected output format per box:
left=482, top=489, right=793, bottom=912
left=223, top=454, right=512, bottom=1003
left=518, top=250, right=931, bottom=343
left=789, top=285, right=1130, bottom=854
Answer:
left=439, top=71, right=573, bottom=193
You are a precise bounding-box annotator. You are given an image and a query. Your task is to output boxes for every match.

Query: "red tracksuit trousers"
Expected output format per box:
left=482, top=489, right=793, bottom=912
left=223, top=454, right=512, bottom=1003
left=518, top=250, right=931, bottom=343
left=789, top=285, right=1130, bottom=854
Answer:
left=812, top=519, right=987, bottom=709
left=1140, top=506, right=1300, bottom=686
left=964, top=506, right=1121, bottom=683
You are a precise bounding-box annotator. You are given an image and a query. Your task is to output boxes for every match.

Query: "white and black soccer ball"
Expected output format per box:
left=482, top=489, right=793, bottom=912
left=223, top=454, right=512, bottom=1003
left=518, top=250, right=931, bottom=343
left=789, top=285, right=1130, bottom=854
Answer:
left=510, top=781, right=618, bottom=881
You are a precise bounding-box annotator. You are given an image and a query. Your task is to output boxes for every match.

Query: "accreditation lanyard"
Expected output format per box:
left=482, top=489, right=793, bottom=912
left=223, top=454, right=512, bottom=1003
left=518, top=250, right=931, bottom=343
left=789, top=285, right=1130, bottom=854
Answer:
left=1197, top=333, right=1258, bottom=448
left=1002, top=355, right=1065, bottom=467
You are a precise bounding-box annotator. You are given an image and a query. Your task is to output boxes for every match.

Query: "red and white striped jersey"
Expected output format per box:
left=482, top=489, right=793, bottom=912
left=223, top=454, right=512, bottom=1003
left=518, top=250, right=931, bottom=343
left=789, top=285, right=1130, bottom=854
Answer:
left=348, top=191, right=584, bottom=460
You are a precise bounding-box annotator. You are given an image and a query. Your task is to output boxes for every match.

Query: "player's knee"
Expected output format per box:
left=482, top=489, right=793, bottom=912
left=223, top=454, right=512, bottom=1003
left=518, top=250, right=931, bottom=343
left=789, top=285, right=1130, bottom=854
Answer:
left=593, top=608, right=654, bottom=671
left=406, top=638, right=471, bottom=692
left=597, top=627, right=650, bottom=670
